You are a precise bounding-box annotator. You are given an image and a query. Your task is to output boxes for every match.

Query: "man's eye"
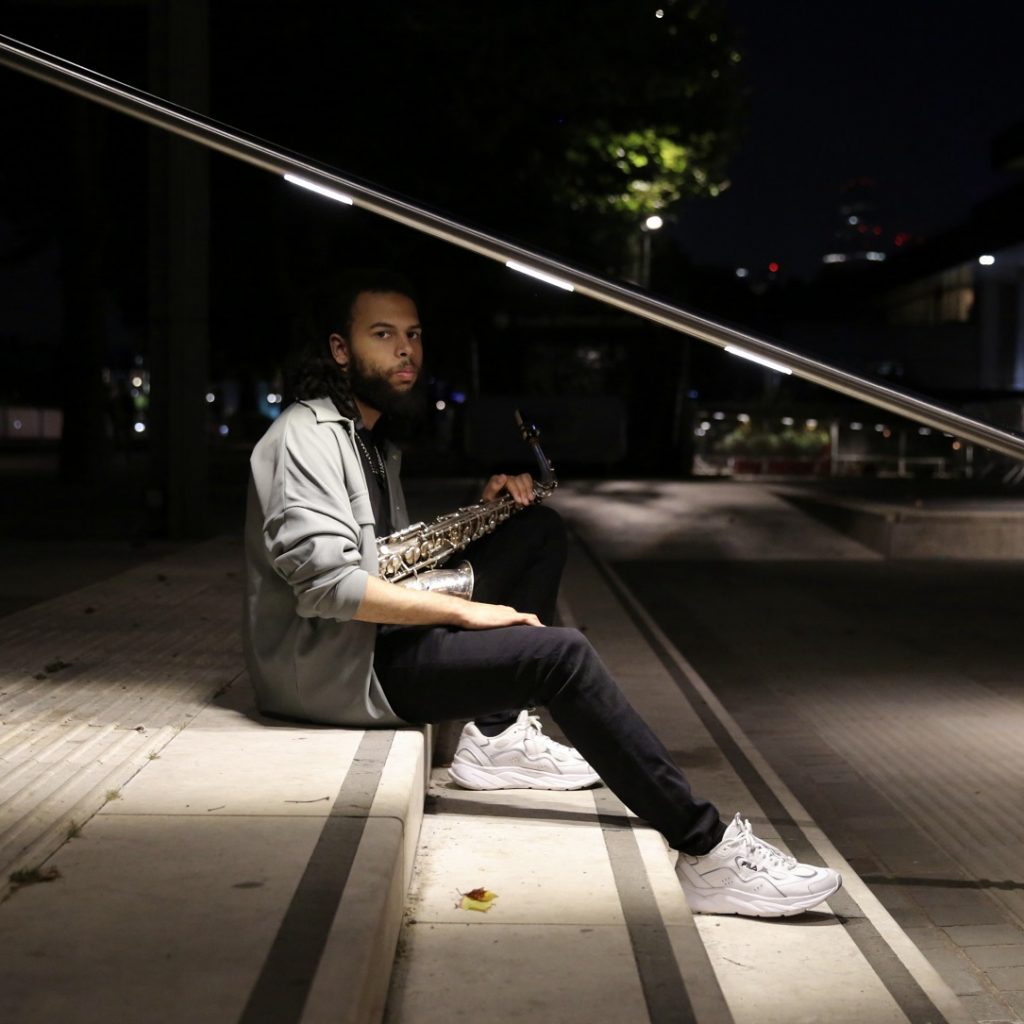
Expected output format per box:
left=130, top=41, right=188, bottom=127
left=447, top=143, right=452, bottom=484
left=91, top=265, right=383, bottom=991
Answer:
left=373, top=330, right=392, bottom=340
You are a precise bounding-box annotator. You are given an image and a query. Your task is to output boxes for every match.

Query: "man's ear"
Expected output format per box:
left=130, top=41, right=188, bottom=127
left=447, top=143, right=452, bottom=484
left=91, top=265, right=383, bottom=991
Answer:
left=328, top=333, right=349, bottom=368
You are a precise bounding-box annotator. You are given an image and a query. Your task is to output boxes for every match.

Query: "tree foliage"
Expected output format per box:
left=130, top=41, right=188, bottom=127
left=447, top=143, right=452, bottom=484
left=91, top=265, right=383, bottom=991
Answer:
left=246, top=0, right=746, bottom=265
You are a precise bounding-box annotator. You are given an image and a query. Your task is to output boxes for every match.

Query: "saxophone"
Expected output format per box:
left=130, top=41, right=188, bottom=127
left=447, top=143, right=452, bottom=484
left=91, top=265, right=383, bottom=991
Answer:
left=377, top=411, right=557, bottom=599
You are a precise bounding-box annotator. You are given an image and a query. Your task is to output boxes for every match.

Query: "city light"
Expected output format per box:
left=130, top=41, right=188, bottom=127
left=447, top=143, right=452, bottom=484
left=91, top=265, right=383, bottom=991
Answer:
left=781, top=417, right=794, bottom=426
left=205, top=392, right=215, bottom=403
left=645, top=215, right=664, bottom=231
left=768, top=261, right=780, bottom=273
left=865, top=251, right=886, bottom=261
left=218, top=424, right=230, bottom=436
left=850, top=422, right=863, bottom=431
left=724, top=345, right=793, bottom=375
left=735, top=267, right=749, bottom=278
left=435, top=400, right=447, bottom=411
left=823, top=253, right=847, bottom=264
left=978, top=254, right=995, bottom=266
left=283, top=173, right=354, bottom=205
left=505, top=260, right=575, bottom=292
left=131, top=375, right=143, bottom=388
left=133, top=422, right=145, bottom=434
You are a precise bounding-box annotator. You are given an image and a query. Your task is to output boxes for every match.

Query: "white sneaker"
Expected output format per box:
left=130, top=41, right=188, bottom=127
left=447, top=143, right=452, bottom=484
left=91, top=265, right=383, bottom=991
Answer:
left=676, top=813, right=841, bottom=917
left=448, top=711, right=602, bottom=791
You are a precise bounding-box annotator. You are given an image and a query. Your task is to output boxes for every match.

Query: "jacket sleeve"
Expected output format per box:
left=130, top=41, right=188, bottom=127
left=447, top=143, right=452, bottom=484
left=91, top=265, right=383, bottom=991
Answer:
left=255, top=414, right=372, bottom=621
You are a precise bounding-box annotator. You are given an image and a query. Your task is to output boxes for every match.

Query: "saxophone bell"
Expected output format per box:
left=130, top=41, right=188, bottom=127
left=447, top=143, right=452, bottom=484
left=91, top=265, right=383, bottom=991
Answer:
left=395, top=560, right=474, bottom=600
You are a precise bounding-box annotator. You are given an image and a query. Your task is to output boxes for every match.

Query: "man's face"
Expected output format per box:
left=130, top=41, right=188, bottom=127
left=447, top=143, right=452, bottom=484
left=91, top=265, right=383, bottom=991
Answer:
left=329, top=291, right=424, bottom=421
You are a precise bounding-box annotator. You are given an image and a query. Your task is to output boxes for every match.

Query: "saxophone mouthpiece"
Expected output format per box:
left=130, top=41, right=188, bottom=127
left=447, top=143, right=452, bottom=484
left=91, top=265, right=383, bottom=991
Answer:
left=514, top=408, right=539, bottom=444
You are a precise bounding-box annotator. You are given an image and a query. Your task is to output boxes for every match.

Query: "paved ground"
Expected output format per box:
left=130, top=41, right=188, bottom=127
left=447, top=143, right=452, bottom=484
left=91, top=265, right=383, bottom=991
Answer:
left=554, top=480, right=1024, bottom=1024
left=2, top=472, right=1022, bottom=1023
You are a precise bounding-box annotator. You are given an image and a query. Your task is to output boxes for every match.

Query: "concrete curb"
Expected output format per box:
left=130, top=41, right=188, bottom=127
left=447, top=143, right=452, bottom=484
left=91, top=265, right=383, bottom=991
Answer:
left=776, top=487, right=1024, bottom=558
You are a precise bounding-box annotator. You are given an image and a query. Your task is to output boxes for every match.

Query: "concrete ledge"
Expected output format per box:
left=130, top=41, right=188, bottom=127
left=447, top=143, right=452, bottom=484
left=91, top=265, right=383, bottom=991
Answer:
left=777, top=488, right=1024, bottom=558
left=0, top=678, right=429, bottom=1024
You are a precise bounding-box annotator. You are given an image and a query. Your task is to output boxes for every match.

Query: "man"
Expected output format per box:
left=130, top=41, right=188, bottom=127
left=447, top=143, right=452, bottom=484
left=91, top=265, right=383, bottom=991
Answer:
left=243, top=270, right=841, bottom=917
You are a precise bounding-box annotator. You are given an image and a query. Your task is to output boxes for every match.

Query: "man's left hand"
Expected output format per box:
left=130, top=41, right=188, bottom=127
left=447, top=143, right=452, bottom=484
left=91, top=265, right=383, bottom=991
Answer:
left=481, top=473, right=534, bottom=506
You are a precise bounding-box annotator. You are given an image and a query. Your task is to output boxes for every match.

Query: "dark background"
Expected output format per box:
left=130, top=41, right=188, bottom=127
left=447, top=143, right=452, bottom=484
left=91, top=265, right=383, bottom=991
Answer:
left=2, top=0, right=1023, bottom=537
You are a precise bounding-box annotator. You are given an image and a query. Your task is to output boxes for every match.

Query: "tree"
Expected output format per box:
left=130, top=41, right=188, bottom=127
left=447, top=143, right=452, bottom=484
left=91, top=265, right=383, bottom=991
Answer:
left=224, top=0, right=746, bottom=271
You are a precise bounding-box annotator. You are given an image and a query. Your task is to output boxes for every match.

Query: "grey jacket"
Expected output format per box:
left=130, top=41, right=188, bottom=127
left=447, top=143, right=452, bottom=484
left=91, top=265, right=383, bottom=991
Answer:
left=243, top=397, right=411, bottom=726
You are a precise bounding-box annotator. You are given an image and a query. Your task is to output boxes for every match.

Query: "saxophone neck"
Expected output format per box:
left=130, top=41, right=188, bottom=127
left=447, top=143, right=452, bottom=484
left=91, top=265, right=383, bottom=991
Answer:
left=514, top=409, right=557, bottom=488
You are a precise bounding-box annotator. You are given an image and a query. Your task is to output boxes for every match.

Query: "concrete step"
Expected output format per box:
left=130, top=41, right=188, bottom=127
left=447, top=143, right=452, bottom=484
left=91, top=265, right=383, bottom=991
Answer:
left=384, top=533, right=975, bottom=1024
left=0, top=678, right=429, bottom=1024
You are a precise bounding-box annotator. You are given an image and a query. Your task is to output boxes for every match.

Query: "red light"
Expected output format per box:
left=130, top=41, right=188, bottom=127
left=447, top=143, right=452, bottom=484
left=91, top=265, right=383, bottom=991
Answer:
left=873, top=226, right=882, bottom=236
left=768, top=261, right=780, bottom=273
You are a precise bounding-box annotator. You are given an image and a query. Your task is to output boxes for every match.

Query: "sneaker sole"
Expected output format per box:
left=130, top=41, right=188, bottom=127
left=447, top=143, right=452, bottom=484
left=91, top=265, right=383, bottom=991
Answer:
left=448, top=763, right=601, bottom=791
left=681, top=875, right=842, bottom=918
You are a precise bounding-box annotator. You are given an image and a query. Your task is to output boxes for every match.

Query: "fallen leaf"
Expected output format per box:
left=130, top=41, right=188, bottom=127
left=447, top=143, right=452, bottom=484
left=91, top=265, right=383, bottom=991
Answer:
left=459, top=887, right=498, bottom=912
left=10, top=866, right=61, bottom=888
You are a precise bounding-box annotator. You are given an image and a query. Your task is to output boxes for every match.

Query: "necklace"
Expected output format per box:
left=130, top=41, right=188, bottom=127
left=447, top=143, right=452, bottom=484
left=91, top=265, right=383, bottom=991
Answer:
left=354, top=429, right=387, bottom=486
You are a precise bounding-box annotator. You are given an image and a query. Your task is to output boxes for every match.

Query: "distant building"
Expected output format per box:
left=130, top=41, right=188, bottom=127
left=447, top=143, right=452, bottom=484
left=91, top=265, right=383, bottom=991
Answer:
left=822, top=177, right=893, bottom=269
left=877, top=125, right=1024, bottom=397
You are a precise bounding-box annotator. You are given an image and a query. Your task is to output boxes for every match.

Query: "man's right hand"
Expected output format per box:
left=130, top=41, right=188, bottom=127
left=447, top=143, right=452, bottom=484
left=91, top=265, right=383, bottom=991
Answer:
left=453, top=602, right=542, bottom=630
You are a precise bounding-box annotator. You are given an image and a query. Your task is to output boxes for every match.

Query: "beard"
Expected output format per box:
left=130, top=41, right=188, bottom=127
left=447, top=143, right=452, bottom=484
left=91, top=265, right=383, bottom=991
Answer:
left=348, top=353, right=428, bottom=441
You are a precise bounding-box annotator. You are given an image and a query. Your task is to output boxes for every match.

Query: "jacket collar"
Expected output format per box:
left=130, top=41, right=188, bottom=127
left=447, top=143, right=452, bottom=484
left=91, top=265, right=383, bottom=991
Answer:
left=300, top=397, right=350, bottom=425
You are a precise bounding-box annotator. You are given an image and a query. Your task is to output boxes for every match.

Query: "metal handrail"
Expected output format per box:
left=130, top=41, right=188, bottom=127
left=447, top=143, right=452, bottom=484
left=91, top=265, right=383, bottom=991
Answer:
left=4, top=32, right=1024, bottom=462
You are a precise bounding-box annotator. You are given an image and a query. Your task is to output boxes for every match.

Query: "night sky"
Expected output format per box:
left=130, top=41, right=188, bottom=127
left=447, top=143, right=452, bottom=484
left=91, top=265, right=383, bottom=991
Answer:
left=677, top=0, right=1024, bottom=278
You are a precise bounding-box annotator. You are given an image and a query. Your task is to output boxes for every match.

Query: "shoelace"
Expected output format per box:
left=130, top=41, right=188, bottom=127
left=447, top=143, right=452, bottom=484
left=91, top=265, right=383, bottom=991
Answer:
left=728, top=816, right=797, bottom=871
left=522, top=713, right=575, bottom=757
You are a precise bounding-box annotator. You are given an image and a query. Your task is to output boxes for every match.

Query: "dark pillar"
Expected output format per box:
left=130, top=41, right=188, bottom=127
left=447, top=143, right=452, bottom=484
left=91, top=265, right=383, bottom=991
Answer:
left=60, top=99, right=110, bottom=484
left=148, top=0, right=210, bottom=537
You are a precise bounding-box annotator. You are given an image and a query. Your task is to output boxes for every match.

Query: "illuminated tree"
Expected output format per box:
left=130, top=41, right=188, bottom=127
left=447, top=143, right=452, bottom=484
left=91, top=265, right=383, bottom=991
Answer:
left=289, top=0, right=747, bottom=266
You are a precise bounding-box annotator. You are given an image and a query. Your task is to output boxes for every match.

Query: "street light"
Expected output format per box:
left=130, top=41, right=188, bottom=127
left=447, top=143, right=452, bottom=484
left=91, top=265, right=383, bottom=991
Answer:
left=640, top=214, right=663, bottom=287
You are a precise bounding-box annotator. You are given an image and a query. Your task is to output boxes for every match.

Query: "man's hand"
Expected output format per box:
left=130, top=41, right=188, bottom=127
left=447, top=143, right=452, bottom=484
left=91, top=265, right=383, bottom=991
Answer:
left=481, top=472, right=534, bottom=505
left=453, top=602, right=542, bottom=630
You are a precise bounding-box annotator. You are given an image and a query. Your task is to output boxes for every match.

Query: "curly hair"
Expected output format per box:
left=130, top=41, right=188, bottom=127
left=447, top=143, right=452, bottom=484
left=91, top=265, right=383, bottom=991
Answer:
left=287, top=269, right=419, bottom=416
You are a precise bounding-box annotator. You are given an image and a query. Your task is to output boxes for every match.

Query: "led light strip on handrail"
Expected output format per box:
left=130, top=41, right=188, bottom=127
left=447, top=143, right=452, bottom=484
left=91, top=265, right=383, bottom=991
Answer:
left=3, top=32, right=1024, bottom=462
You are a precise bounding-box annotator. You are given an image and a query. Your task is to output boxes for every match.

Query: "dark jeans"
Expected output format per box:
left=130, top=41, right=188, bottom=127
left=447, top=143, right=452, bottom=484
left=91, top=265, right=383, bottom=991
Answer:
left=374, top=505, right=725, bottom=854
left=462, top=503, right=567, bottom=733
